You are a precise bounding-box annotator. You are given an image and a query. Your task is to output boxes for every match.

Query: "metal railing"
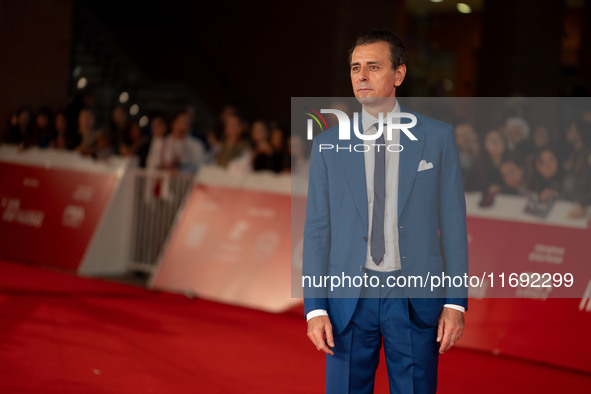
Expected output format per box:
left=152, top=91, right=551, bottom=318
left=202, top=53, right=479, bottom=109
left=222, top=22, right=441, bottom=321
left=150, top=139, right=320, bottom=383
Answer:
left=128, top=169, right=194, bottom=273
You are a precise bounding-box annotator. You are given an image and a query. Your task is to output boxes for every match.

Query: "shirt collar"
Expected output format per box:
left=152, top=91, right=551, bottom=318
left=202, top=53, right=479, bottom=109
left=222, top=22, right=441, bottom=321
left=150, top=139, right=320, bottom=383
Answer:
left=361, top=100, right=400, bottom=133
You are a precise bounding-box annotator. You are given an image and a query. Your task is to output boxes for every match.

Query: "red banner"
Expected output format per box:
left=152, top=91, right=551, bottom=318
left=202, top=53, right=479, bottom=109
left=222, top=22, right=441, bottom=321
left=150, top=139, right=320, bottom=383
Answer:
left=466, top=217, right=591, bottom=298
left=462, top=297, right=591, bottom=372
left=461, top=217, right=591, bottom=372
left=0, top=162, right=117, bottom=270
left=151, top=185, right=300, bottom=313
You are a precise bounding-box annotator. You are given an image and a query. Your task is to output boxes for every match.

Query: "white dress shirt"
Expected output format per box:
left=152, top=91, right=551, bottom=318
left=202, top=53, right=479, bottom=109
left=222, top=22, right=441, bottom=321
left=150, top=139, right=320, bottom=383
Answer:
left=146, top=136, right=165, bottom=169
left=306, top=101, right=464, bottom=321
left=162, top=135, right=205, bottom=168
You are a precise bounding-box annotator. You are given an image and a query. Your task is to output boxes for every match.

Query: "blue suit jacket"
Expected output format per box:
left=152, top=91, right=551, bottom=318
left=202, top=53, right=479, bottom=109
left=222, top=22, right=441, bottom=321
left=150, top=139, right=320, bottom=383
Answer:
left=303, top=109, right=469, bottom=335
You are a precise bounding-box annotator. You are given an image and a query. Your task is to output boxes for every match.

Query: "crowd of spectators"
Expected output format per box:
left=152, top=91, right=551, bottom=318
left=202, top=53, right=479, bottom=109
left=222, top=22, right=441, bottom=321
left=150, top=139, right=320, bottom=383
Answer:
left=2, top=102, right=302, bottom=176
left=4, top=100, right=591, bottom=218
left=4, top=107, right=72, bottom=150
left=455, top=113, right=591, bottom=218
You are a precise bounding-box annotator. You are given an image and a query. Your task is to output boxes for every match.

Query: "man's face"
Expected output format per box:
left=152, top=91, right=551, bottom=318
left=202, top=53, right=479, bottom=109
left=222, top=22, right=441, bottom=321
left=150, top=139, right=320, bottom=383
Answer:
left=566, top=122, right=580, bottom=144
left=151, top=118, right=167, bottom=137
left=78, top=110, right=94, bottom=133
left=350, top=41, right=405, bottom=99
left=505, top=123, right=525, bottom=144
left=536, top=150, right=558, bottom=179
left=172, top=114, right=189, bottom=138
left=485, top=130, right=505, bottom=157
left=36, top=114, right=49, bottom=129
left=112, top=106, right=127, bottom=125
left=250, top=121, right=268, bottom=142
left=55, top=114, right=67, bottom=133
left=500, top=162, right=524, bottom=189
left=455, top=124, right=475, bottom=150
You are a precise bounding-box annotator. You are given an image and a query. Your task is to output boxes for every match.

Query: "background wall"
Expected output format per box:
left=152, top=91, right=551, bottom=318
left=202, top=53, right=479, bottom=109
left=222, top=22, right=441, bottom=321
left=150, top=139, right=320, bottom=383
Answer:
left=0, top=0, right=72, bottom=140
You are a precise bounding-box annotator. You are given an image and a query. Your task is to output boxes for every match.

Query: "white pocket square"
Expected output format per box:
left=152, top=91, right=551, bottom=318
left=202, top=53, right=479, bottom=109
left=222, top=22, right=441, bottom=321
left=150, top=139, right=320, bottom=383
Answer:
left=417, top=160, right=433, bottom=172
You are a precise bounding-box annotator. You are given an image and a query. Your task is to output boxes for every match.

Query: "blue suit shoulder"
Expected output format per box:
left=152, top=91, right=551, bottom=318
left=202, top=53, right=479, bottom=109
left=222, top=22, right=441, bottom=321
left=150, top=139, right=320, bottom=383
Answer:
left=312, top=125, right=341, bottom=145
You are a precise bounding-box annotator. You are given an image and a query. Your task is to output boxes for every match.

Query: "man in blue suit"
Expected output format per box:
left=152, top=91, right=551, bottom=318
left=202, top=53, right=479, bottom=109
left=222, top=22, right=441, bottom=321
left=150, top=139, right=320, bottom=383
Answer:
left=303, top=30, right=468, bottom=393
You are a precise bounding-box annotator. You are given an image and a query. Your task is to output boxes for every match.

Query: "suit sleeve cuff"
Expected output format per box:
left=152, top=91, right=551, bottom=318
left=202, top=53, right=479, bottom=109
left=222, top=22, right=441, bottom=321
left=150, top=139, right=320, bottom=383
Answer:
left=443, top=304, right=465, bottom=313
left=306, top=309, right=328, bottom=321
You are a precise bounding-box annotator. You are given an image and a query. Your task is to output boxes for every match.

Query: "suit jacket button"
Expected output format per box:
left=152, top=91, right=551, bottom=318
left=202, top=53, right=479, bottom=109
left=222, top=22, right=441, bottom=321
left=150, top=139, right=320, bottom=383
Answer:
left=363, top=236, right=368, bottom=242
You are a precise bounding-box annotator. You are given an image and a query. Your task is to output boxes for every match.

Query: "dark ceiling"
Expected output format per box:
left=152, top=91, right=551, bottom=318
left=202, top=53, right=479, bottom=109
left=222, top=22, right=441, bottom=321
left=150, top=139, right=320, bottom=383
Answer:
left=82, top=0, right=591, bottom=127
left=82, top=0, right=408, bottom=125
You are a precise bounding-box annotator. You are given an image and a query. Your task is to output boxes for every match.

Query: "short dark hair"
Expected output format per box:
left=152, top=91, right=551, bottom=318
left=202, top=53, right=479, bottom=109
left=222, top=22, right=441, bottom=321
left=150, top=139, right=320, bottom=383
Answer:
left=571, top=116, right=591, bottom=148
left=500, top=155, right=524, bottom=169
left=348, top=30, right=407, bottom=70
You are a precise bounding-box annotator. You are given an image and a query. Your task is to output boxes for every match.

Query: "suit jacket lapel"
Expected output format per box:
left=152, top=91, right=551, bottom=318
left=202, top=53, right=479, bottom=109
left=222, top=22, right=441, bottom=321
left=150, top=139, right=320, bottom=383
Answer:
left=336, top=108, right=425, bottom=228
left=398, top=109, right=425, bottom=217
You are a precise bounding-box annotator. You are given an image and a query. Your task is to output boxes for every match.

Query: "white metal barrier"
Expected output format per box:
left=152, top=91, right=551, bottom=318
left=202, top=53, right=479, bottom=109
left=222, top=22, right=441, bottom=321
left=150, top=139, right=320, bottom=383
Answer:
left=128, top=169, right=195, bottom=273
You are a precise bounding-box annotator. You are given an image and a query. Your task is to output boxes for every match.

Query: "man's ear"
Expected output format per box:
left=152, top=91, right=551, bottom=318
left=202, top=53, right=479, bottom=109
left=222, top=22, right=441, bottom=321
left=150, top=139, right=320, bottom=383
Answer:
left=394, top=65, right=407, bottom=87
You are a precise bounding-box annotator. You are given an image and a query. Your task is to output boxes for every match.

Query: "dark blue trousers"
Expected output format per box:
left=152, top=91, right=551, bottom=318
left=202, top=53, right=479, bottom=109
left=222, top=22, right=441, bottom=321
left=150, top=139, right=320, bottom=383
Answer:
left=326, top=270, right=439, bottom=394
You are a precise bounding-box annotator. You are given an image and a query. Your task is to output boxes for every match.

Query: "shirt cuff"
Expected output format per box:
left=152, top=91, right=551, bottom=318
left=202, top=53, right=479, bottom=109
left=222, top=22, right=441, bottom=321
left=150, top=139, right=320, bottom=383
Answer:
left=443, top=304, right=465, bottom=313
left=306, top=309, right=329, bottom=321
left=308, top=306, right=463, bottom=320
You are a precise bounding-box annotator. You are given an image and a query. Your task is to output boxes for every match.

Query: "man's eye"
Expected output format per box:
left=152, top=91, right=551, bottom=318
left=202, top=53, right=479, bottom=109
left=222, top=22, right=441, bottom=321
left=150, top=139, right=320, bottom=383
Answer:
left=370, top=65, right=379, bottom=70
left=351, top=67, right=360, bottom=72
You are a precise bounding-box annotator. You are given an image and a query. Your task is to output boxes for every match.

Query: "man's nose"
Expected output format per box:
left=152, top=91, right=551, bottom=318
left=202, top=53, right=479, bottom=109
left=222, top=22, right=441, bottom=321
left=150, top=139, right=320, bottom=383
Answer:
left=358, top=67, right=368, bottom=81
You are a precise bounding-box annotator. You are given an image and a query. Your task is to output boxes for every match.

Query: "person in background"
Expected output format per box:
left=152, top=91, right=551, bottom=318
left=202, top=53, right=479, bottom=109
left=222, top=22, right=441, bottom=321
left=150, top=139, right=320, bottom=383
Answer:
left=499, top=158, right=529, bottom=195
left=2, top=111, right=18, bottom=144
left=250, top=119, right=275, bottom=172
left=269, top=124, right=288, bottom=172
left=52, top=111, right=70, bottom=149
left=287, top=134, right=309, bottom=176
left=464, top=129, right=506, bottom=193
left=34, top=107, right=54, bottom=149
left=144, top=115, right=172, bottom=201
left=214, top=113, right=250, bottom=168
left=65, top=88, right=97, bottom=148
left=454, top=123, right=480, bottom=185
left=562, top=118, right=591, bottom=200
left=184, top=105, right=208, bottom=147
left=204, top=126, right=223, bottom=165
left=5, top=107, right=33, bottom=147
left=146, top=115, right=170, bottom=170
left=120, top=121, right=150, bottom=167
left=523, top=124, right=551, bottom=180
left=185, top=105, right=197, bottom=135
left=529, top=148, right=563, bottom=202
left=162, top=112, right=206, bottom=173
left=76, top=108, right=98, bottom=156
left=569, top=153, right=591, bottom=219
left=94, top=131, right=114, bottom=161
left=219, top=104, right=239, bottom=125
left=532, top=124, right=550, bottom=150
left=504, top=116, right=533, bottom=157
left=109, top=104, right=130, bottom=152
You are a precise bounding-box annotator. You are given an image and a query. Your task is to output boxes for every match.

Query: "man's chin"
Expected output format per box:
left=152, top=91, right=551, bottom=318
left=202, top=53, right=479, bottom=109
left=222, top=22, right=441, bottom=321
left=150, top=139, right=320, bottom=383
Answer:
left=356, top=96, right=393, bottom=106
left=356, top=95, right=377, bottom=103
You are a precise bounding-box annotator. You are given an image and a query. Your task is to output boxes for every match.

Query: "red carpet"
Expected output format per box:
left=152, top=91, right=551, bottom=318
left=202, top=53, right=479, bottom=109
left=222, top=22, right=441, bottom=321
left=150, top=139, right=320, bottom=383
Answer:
left=1, top=259, right=590, bottom=393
